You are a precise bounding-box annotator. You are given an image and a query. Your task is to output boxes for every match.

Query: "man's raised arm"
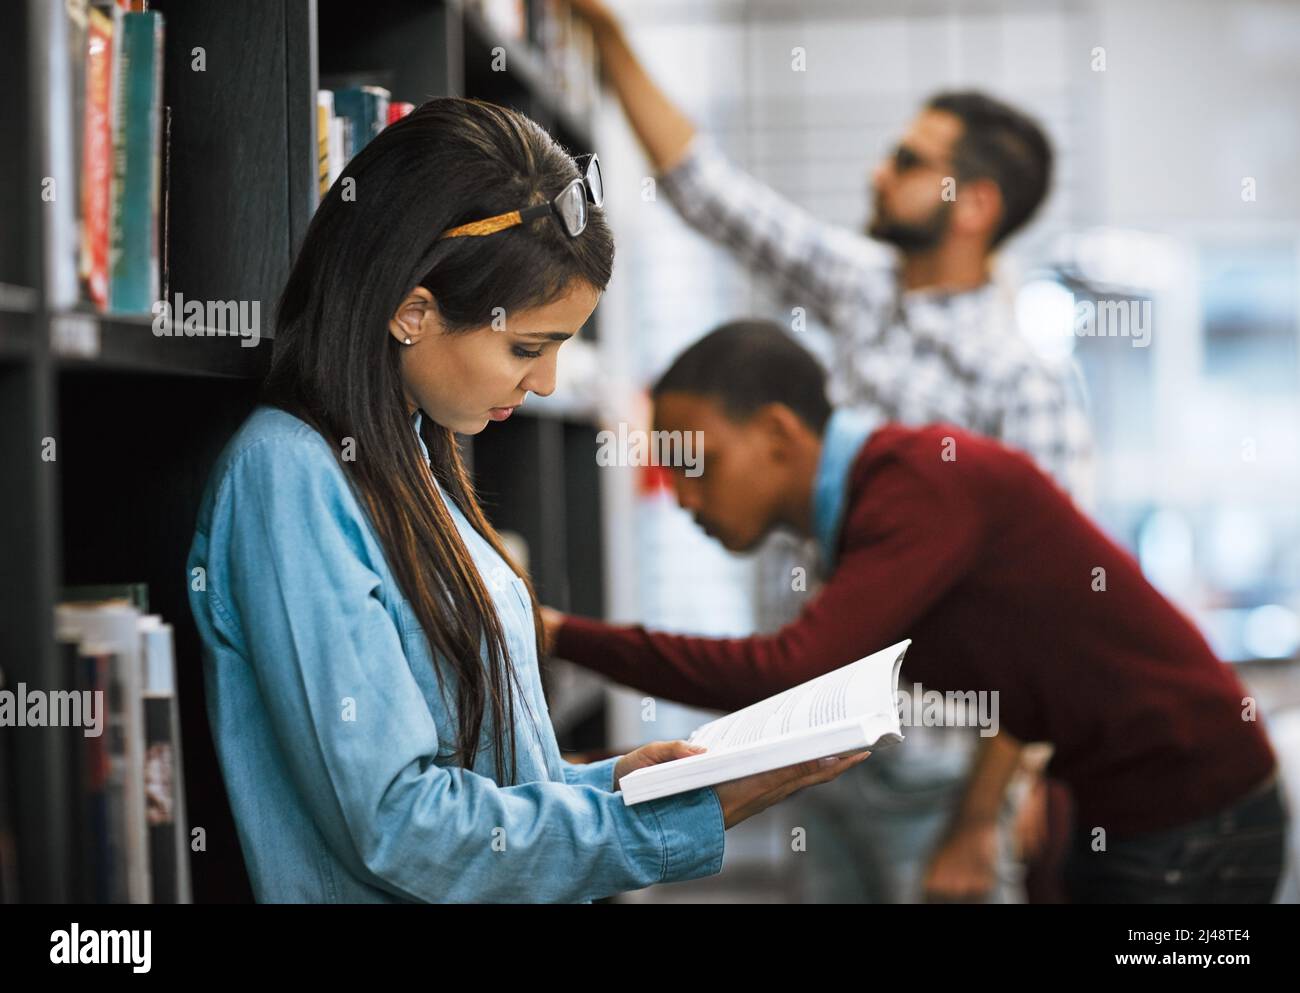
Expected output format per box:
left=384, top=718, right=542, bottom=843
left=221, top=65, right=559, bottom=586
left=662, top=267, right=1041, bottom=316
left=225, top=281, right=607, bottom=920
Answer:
left=571, top=0, right=895, bottom=330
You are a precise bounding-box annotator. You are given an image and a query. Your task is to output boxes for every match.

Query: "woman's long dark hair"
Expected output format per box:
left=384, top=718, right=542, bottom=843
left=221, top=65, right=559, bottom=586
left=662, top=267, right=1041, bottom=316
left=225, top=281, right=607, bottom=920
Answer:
left=260, top=97, right=614, bottom=784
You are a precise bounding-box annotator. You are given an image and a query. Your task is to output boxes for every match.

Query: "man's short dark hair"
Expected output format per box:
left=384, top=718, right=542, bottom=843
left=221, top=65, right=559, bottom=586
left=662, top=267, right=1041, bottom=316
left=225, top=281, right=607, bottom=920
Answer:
left=926, top=90, right=1053, bottom=247
left=651, top=320, right=833, bottom=434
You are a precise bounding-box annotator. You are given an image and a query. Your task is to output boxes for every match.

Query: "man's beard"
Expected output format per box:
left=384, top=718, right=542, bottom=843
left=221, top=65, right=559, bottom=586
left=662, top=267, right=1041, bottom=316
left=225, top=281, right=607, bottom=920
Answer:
left=866, top=201, right=951, bottom=252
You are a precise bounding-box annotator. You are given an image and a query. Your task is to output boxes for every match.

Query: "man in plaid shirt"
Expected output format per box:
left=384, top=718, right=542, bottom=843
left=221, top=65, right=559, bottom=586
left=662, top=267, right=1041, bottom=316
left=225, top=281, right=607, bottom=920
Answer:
left=570, top=0, right=1095, bottom=902
left=652, top=141, right=1095, bottom=502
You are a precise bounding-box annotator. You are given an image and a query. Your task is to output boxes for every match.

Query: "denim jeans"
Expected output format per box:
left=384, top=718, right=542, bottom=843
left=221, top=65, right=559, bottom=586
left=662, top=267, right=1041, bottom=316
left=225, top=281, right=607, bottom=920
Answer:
left=786, top=727, right=1024, bottom=903
left=1062, top=771, right=1289, bottom=903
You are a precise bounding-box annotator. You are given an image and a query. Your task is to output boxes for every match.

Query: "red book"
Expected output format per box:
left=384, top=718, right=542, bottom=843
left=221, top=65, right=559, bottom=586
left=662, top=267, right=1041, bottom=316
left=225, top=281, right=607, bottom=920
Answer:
left=388, top=101, right=415, bottom=123
left=79, top=5, right=117, bottom=310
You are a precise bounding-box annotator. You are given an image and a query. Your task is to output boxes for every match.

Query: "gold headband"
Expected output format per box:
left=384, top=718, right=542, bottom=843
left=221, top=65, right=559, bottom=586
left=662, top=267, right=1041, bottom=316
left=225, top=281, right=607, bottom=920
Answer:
left=439, top=210, right=524, bottom=239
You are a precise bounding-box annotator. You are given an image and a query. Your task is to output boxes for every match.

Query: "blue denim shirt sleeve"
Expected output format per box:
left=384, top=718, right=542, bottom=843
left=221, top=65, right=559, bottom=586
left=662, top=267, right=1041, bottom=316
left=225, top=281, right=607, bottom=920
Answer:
left=561, top=756, right=621, bottom=792
left=198, top=434, right=724, bottom=902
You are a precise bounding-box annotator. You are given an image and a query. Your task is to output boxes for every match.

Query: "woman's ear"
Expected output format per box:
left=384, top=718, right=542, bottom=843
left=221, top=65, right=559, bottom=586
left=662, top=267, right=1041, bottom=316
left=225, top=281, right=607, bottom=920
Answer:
left=389, top=286, right=438, bottom=346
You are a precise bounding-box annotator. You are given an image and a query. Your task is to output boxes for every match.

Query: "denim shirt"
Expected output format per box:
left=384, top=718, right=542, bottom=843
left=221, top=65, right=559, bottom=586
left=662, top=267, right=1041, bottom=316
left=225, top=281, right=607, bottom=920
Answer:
left=186, top=404, right=725, bottom=903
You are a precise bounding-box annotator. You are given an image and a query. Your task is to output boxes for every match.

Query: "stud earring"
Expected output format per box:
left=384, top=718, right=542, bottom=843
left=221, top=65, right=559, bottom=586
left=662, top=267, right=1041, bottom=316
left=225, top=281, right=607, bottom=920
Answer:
left=404, top=337, right=412, bottom=345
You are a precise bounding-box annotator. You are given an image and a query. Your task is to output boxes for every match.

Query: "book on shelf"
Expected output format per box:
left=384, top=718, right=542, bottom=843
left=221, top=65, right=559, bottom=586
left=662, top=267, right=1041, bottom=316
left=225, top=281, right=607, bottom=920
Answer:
left=62, top=637, right=91, bottom=902
left=533, top=0, right=598, bottom=118
left=141, top=617, right=191, bottom=903
left=63, top=640, right=117, bottom=902
left=68, top=1, right=90, bottom=189
left=107, top=8, right=164, bottom=313
left=78, top=3, right=118, bottom=309
left=159, top=102, right=172, bottom=306
left=56, top=600, right=148, bottom=902
left=329, top=110, right=348, bottom=193
left=316, top=91, right=333, bottom=201
left=67, top=2, right=165, bottom=314
left=40, top=0, right=90, bottom=309
left=468, top=0, right=599, bottom=118
left=316, top=87, right=413, bottom=201
left=618, top=640, right=910, bottom=806
left=85, top=646, right=119, bottom=902
left=49, top=587, right=191, bottom=903
left=332, top=86, right=390, bottom=158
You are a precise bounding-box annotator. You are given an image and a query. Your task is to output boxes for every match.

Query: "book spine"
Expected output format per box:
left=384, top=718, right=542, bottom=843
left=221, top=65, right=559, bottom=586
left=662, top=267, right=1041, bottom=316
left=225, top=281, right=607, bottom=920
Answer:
left=340, top=117, right=354, bottom=165
left=159, top=103, right=171, bottom=306
left=53, top=600, right=157, bottom=903
left=143, top=694, right=178, bottom=902
left=40, top=0, right=81, bottom=307
left=79, top=6, right=115, bottom=306
left=62, top=639, right=91, bottom=902
left=146, top=14, right=163, bottom=311
left=142, top=622, right=186, bottom=903
left=102, top=3, right=125, bottom=305
left=368, top=89, right=389, bottom=144
left=333, top=86, right=392, bottom=157
left=79, top=6, right=114, bottom=309
left=316, top=91, right=333, bottom=201
left=121, top=615, right=150, bottom=903
left=81, top=648, right=113, bottom=903
left=332, top=89, right=367, bottom=159
left=327, top=115, right=344, bottom=187
left=107, top=10, right=164, bottom=314
left=102, top=646, right=129, bottom=901
left=68, top=0, right=89, bottom=249
left=170, top=675, right=192, bottom=903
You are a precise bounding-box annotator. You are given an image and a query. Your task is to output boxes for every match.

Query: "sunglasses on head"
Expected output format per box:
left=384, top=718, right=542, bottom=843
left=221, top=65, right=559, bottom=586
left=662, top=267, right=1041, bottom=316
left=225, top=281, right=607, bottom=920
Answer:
left=438, top=153, right=604, bottom=241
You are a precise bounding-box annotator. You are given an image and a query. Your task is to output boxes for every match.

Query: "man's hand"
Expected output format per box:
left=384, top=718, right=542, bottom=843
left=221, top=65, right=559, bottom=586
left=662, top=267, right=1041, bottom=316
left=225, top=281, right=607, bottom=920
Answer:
left=566, top=0, right=619, bottom=35
left=919, top=731, right=1023, bottom=902
left=539, top=605, right=566, bottom=656
left=564, top=0, right=696, bottom=171
left=921, top=820, right=999, bottom=902
left=1014, top=773, right=1050, bottom=863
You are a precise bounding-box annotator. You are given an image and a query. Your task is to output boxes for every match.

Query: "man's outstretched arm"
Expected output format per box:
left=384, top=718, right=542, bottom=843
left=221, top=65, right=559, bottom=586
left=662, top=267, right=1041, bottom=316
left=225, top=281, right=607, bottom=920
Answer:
left=571, top=0, right=895, bottom=329
left=543, top=456, right=984, bottom=713
left=921, top=730, right=1026, bottom=901
left=570, top=0, right=696, bottom=172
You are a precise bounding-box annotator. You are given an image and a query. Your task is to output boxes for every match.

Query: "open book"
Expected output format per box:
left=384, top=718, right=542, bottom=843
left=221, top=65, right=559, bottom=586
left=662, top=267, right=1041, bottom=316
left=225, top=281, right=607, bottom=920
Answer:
left=620, top=640, right=910, bottom=806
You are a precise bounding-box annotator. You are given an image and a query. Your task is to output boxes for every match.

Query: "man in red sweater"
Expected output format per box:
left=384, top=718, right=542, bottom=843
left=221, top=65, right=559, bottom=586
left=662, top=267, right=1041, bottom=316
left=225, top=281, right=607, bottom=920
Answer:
left=545, top=321, right=1287, bottom=903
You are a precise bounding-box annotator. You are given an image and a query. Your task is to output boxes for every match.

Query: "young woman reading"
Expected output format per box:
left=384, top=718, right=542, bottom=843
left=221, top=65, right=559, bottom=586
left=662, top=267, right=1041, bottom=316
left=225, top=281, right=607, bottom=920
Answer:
left=186, top=97, right=868, bottom=903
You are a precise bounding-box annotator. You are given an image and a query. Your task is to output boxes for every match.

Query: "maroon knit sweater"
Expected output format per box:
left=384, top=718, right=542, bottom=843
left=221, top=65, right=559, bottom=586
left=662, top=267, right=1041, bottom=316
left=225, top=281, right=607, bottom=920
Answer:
left=555, top=423, right=1276, bottom=839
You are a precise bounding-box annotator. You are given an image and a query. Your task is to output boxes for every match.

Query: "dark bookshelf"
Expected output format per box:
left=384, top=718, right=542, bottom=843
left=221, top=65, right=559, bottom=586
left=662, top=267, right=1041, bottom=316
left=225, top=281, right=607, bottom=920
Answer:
left=0, top=309, right=37, bottom=361
left=4, top=0, right=610, bottom=904
left=51, top=311, right=273, bottom=378
left=461, top=3, right=594, bottom=152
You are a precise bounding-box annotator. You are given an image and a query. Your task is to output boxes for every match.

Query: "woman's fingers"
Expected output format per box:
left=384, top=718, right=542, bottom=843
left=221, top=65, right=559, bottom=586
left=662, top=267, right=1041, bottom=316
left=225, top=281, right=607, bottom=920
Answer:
left=752, top=749, right=872, bottom=802
left=658, top=739, right=706, bottom=760
left=788, top=750, right=872, bottom=789
left=815, top=749, right=872, bottom=776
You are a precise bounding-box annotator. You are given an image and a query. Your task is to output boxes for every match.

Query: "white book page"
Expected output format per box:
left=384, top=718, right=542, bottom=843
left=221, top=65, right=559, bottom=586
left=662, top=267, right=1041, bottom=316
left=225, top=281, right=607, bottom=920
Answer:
left=686, top=640, right=908, bottom=753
